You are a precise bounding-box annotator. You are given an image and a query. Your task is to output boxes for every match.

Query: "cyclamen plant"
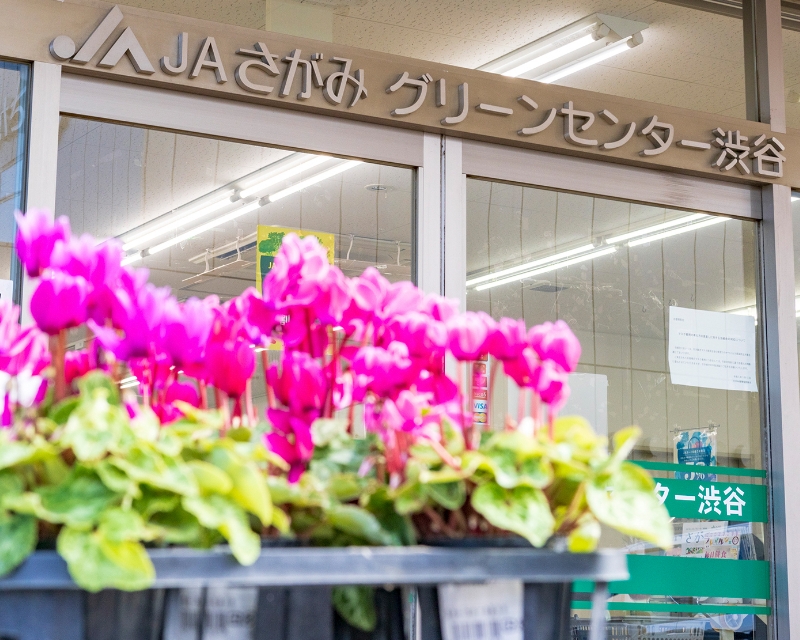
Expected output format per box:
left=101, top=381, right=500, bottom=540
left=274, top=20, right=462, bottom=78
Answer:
left=0, top=209, right=672, bottom=598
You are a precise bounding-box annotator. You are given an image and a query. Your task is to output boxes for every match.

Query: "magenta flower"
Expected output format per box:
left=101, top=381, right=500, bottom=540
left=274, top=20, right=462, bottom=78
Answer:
left=386, top=311, right=448, bottom=360
left=532, top=359, right=570, bottom=412
left=207, top=336, right=255, bottom=399
left=30, top=271, right=89, bottom=335
left=503, top=347, right=539, bottom=388
left=0, top=302, right=50, bottom=376
left=64, top=350, right=94, bottom=385
left=487, top=317, right=528, bottom=361
left=529, top=320, right=581, bottom=373
left=265, top=408, right=315, bottom=483
left=14, top=209, right=70, bottom=278
left=447, top=311, right=496, bottom=361
left=162, top=297, right=216, bottom=371
left=268, top=351, right=326, bottom=416
left=351, top=341, right=414, bottom=399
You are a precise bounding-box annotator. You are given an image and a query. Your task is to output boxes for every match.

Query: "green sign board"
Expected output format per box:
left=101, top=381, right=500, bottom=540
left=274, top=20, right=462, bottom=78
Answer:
left=655, top=478, right=767, bottom=523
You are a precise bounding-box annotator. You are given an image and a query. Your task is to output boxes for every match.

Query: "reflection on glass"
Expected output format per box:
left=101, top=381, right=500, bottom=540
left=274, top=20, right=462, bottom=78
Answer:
left=0, top=61, right=29, bottom=296
left=55, top=116, right=414, bottom=414
left=467, top=178, right=767, bottom=639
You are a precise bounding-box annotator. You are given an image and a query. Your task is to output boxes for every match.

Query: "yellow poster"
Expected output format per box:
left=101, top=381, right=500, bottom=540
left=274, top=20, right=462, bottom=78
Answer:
left=255, top=225, right=336, bottom=294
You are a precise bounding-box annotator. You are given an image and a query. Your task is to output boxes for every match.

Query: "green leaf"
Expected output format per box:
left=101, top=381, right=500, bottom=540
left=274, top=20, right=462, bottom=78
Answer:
left=189, top=460, right=234, bottom=495
left=471, top=482, right=555, bottom=547
left=134, top=489, right=181, bottom=520
left=149, top=507, right=203, bottom=545
left=208, top=446, right=272, bottom=525
left=0, top=471, right=24, bottom=501
left=0, top=441, right=36, bottom=470
left=48, top=396, right=80, bottom=425
left=393, top=482, right=428, bottom=515
left=326, top=504, right=395, bottom=545
left=96, top=460, right=141, bottom=498
left=426, top=481, right=466, bottom=511
left=57, top=526, right=154, bottom=592
left=77, top=371, right=120, bottom=405
left=0, top=513, right=36, bottom=576
left=130, top=407, right=160, bottom=442
left=6, top=469, right=119, bottom=528
left=270, top=507, right=291, bottom=535
left=111, top=446, right=198, bottom=497
left=604, top=427, right=641, bottom=470
left=183, top=495, right=260, bottom=565
left=62, top=392, right=132, bottom=461
left=98, top=508, right=154, bottom=543
left=566, top=515, right=601, bottom=553
left=328, top=473, right=364, bottom=502
left=333, top=586, right=377, bottom=632
left=585, top=461, right=672, bottom=550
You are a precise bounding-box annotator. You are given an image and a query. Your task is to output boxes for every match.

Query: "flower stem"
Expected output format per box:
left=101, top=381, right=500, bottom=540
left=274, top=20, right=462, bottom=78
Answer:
left=50, top=331, right=67, bottom=402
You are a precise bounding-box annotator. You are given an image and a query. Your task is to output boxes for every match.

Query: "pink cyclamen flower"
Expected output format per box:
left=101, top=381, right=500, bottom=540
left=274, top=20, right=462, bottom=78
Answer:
left=268, top=350, right=326, bottom=416
left=0, top=301, right=50, bottom=376
left=64, top=350, right=94, bottom=385
left=30, top=271, right=89, bottom=335
left=207, top=337, right=256, bottom=399
left=532, top=359, right=570, bottom=413
left=351, top=341, right=414, bottom=399
left=14, top=209, right=70, bottom=278
left=487, top=317, right=528, bottom=361
left=529, top=320, right=581, bottom=373
left=265, top=408, right=315, bottom=483
left=447, top=311, right=496, bottom=361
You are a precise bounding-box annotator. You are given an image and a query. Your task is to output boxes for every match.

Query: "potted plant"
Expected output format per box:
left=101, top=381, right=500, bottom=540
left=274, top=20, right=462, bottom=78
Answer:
left=0, top=210, right=671, bottom=639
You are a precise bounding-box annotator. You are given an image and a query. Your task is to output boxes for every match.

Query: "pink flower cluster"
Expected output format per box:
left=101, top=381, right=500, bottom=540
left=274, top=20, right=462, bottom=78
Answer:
left=6, top=209, right=582, bottom=484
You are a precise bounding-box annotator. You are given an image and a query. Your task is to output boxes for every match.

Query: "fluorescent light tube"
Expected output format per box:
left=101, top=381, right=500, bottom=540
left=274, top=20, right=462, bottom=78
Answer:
left=475, top=246, right=617, bottom=291
left=121, top=251, right=142, bottom=266
left=239, top=155, right=330, bottom=199
left=466, top=243, right=596, bottom=287
left=119, top=375, right=137, bottom=384
left=148, top=200, right=261, bottom=256
left=605, top=214, right=709, bottom=245
left=537, top=37, right=633, bottom=84
left=268, top=160, right=362, bottom=203
left=502, top=33, right=596, bottom=78
left=120, top=380, right=139, bottom=389
left=123, top=193, right=234, bottom=251
left=627, top=217, right=725, bottom=247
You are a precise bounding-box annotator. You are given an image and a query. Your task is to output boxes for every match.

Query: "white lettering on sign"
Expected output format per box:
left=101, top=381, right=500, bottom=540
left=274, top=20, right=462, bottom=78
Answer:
left=668, top=306, right=757, bottom=392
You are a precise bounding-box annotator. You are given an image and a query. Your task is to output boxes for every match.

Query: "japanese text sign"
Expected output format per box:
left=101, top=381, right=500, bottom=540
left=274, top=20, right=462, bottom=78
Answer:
left=654, top=478, right=767, bottom=523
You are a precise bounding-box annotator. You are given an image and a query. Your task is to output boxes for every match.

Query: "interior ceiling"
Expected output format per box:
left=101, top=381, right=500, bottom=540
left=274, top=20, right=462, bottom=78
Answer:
left=119, top=0, right=800, bottom=129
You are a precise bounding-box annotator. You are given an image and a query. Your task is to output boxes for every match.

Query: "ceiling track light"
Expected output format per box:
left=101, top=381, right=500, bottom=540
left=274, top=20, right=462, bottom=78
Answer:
left=479, top=13, right=647, bottom=82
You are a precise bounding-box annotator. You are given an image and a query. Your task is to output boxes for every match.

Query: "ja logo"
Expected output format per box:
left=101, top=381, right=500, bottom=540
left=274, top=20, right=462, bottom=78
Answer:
left=49, top=6, right=155, bottom=74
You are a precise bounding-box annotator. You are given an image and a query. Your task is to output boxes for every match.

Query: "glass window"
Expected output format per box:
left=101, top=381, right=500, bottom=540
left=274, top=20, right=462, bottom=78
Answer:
left=0, top=61, right=30, bottom=302
left=55, top=116, right=415, bottom=411
left=467, top=178, right=768, bottom=638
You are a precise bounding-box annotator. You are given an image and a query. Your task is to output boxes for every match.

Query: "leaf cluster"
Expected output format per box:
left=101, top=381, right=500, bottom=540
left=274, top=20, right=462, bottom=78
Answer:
left=0, top=372, right=276, bottom=592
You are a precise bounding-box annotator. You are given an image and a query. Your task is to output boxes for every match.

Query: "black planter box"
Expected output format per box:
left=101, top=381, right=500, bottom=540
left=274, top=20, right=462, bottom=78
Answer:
left=0, top=547, right=627, bottom=640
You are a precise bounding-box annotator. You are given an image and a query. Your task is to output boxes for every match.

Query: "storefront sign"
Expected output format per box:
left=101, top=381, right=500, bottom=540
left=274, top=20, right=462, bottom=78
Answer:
left=438, top=580, right=523, bottom=640
left=2, top=0, right=799, bottom=186
left=654, top=478, right=767, bottom=523
left=668, top=306, right=758, bottom=392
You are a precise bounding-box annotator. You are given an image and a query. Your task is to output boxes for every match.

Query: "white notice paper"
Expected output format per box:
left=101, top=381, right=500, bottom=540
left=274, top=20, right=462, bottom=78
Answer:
left=668, top=306, right=757, bottom=392
left=438, top=580, right=523, bottom=640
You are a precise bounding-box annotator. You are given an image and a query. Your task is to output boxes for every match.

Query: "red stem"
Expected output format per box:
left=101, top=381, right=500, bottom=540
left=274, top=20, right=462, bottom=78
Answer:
left=50, top=331, right=67, bottom=402
left=245, top=379, right=255, bottom=426
left=260, top=350, right=275, bottom=410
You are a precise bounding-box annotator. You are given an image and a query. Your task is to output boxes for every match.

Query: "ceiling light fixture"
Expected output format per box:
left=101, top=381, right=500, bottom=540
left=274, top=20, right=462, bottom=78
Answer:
left=266, top=160, right=363, bottom=203
left=479, top=13, right=647, bottom=82
left=469, top=213, right=730, bottom=291
left=474, top=246, right=617, bottom=292
left=626, top=217, right=725, bottom=247
left=537, top=36, right=640, bottom=84
left=605, top=213, right=710, bottom=245
left=147, top=200, right=262, bottom=256
left=466, top=243, right=596, bottom=287
left=238, top=155, right=330, bottom=199
left=141, top=160, right=362, bottom=258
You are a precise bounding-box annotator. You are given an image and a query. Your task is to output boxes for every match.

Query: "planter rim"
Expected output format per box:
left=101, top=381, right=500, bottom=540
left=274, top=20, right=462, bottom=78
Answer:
left=0, top=546, right=628, bottom=591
